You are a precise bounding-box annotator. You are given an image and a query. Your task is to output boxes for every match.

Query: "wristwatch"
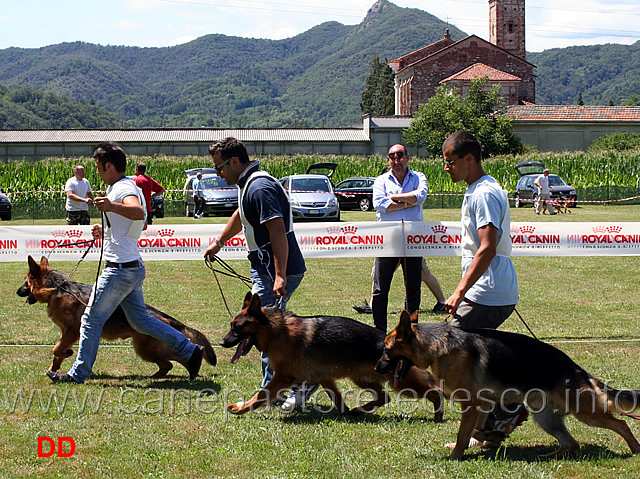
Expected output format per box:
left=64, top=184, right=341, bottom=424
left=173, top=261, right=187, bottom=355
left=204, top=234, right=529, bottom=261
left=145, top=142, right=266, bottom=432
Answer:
left=215, top=238, right=225, bottom=248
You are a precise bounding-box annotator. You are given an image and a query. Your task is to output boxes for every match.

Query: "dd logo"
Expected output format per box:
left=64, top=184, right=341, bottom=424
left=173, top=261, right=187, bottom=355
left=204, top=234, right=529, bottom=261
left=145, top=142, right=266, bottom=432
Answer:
left=37, top=437, right=76, bottom=457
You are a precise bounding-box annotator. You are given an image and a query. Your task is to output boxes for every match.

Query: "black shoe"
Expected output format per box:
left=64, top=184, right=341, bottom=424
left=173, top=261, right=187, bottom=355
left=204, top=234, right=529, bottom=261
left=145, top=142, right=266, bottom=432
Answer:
left=187, top=345, right=204, bottom=380
left=432, top=302, right=447, bottom=314
left=352, top=301, right=372, bottom=314
left=46, top=370, right=80, bottom=384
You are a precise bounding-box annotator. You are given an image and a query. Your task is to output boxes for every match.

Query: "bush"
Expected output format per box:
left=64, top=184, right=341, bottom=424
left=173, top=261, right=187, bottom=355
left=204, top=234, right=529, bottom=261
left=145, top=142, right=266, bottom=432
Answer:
left=588, top=131, right=640, bottom=153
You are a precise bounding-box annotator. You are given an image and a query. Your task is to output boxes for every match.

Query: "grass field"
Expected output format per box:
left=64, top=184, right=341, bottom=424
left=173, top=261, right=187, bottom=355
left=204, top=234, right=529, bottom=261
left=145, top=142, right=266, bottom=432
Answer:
left=2, top=206, right=640, bottom=478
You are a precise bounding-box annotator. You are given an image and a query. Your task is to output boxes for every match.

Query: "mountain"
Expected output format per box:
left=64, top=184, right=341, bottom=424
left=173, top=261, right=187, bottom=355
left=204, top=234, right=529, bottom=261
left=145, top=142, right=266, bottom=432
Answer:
left=0, top=1, right=465, bottom=128
left=528, top=41, right=640, bottom=105
left=1, top=0, right=639, bottom=130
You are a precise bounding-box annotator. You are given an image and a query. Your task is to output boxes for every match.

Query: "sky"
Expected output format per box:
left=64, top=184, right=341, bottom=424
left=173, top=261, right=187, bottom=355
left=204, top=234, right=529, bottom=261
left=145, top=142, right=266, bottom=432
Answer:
left=0, top=0, right=639, bottom=53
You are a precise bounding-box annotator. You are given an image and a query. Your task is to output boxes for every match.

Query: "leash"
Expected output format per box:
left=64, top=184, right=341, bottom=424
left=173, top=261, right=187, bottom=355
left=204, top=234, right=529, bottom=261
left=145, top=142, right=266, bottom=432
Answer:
left=514, top=307, right=538, bottom=340
left=204, top=255, right=252, bottom=318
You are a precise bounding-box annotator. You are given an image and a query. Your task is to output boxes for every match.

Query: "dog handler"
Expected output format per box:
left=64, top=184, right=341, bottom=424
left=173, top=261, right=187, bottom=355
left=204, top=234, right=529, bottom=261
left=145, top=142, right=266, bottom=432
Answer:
left=203, top=137, right=316, bottom=412
left=442, top=130, right=528, bottom=448
left=47, top=142, right=204, bottom=384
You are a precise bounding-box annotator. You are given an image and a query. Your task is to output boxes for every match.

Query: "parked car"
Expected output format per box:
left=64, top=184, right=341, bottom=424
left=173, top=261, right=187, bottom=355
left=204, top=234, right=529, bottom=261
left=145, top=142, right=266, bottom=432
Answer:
left=334, top=177, right=375, bottom=211
left=513, top=161, right=577, bottom=208
left=183, top=169, right=238, bottom=217
left=279, top=174, right=340, bottom=221
left=127, top=176, right=164, bottom=219
left=0, top=189, right=11, bottom=221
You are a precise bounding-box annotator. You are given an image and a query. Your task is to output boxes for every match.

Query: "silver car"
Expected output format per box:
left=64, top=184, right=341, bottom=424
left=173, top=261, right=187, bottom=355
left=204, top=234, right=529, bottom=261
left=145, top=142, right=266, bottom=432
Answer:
left=183, top=168, right=238, bottom=217
left=279, top=174, right=340, bottom=221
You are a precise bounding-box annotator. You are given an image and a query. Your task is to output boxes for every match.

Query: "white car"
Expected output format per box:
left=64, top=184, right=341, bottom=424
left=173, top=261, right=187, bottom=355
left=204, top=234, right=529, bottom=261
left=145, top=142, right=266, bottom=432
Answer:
left=279, top=174, right=340, bottom=221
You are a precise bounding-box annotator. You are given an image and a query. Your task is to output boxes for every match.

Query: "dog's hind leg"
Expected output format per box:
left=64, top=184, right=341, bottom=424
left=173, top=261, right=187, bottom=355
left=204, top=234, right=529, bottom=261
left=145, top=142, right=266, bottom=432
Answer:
left=228, top=374, right=293, bottom=415
left=532, top=407, right=579, bottom=457
left=573, top=409, right=640, bottom=455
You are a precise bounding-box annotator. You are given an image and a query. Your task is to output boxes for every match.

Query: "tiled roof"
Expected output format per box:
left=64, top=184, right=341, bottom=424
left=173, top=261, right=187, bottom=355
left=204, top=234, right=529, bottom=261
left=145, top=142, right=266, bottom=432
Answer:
left=0, top=128, right=370, bottom=144
left=440, top=63, right=521, bottom=82
left=368, top=116, right=413, bottom=128
left=389, top=34, right=456, bottom=71
left=505, top=105, right=640, bottom=121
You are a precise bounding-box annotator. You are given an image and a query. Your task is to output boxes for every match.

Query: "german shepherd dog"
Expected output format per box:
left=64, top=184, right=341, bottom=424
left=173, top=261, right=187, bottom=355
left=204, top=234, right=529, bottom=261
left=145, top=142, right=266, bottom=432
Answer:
left=220, top=292, right=443, bottom=417
left=17, top=255, right=216, bottom=377
left=376, top=311, right=640, bottom=459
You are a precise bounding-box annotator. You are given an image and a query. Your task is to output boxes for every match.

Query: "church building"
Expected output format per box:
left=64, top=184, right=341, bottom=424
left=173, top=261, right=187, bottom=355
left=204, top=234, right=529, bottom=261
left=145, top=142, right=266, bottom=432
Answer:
left=390, top=0, right=535, bottom=115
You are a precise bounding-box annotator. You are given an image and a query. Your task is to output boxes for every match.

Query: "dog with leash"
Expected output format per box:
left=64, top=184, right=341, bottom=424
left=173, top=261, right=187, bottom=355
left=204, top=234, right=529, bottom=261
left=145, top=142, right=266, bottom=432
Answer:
left=220, top=292, right=443, bottom=417
left=17, top=255, right=217, bottom=378
left=376, top=311, right=640, bottom=459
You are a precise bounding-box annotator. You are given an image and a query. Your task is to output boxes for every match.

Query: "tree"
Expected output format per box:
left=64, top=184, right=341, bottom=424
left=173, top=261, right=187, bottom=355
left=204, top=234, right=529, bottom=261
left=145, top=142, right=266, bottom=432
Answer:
left=576, top=92, right=584, bottom=106
left=622, top=94, right=640, bottom=106
left=403, top=77, right=523, bottom=157
left=360, top=56, right=395, bottom=116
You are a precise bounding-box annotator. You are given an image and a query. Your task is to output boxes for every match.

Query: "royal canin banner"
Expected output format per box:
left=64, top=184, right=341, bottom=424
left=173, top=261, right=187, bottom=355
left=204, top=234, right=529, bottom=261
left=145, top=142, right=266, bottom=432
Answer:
left=2, top=222, right=640, bottom=262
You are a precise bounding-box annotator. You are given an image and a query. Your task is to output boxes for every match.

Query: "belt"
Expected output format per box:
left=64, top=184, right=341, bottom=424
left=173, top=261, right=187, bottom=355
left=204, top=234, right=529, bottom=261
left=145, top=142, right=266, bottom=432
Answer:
left=105, top=260, right=142, bottom=269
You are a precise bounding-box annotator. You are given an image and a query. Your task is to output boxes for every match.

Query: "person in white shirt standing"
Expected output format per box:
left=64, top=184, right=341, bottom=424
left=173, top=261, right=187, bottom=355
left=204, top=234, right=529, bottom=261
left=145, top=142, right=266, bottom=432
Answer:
left=65, top=165, right=94, bottom=225
left=533, top=168, right=555, bottom=215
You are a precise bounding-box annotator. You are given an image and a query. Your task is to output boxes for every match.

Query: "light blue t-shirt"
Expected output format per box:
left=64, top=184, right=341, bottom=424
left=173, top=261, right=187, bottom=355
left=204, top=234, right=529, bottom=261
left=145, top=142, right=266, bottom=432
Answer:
left=460, top=175, right=518, bottom=306
left=193, top=178, right=203, bottom=197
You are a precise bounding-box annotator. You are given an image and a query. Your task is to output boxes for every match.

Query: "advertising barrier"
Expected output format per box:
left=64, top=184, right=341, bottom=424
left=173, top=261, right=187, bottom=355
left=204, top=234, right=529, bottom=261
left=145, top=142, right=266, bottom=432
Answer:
left=2, top=221, right=640, bottom=262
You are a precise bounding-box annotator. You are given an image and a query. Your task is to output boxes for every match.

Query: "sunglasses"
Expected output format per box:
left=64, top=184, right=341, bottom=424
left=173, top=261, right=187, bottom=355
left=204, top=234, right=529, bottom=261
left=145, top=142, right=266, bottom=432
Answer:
left=388, top=151, right=405, bottom=159
left=443, top=156, right=459, bottom=167
left=214, top=157, right=232, bottom=174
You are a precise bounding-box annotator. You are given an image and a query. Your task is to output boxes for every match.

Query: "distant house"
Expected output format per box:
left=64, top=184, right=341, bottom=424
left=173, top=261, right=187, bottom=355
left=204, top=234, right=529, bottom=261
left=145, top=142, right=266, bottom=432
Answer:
left=389, top=0, right=535, bottom=113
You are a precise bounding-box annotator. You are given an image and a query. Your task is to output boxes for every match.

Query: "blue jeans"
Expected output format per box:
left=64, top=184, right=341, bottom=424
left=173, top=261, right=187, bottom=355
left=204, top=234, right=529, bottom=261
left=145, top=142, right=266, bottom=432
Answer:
left=249, top=271, right=304, bottom=389
left=68, top=262, right=196, bottom=383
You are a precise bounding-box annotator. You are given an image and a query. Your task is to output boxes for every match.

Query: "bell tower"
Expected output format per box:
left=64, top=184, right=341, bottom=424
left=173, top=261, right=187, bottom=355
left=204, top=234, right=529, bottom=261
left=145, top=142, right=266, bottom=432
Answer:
left=489, top=0, right=526, bottom=59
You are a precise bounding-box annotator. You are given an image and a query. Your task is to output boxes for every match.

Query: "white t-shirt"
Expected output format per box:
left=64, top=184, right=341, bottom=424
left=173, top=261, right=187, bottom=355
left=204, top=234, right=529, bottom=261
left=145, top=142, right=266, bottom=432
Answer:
left=535, top=174, right=550, bottom=195
left=65, top=177, right=92, bottom=212
left=103, top=178, right=146, bottom=263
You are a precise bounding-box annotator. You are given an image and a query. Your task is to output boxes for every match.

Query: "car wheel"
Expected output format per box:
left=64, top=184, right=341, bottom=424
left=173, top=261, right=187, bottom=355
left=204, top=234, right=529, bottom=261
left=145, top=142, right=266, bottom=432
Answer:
left=514, top=194, right=521, bottom=208
left=0, top=213, right=10, bottom=221
left=185, top=203, right=191, bottom=217
left=358, top=197, right=371, bottom=211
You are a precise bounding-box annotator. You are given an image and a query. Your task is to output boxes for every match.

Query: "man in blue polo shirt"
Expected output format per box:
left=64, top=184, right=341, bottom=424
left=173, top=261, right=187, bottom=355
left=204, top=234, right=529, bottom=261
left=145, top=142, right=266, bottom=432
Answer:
left=203, top=137, right=313, bottom=412
left=371, top=144, right=428, bottom=332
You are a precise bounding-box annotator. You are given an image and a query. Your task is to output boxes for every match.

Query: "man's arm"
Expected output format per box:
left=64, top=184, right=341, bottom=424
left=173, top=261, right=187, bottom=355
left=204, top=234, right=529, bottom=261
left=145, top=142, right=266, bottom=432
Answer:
left=445, top=223, right=498, bottom=315
left=264, top=217, right=289, bottom=299
left=203, top=209, right=243, bottom=260
left=94, top=194, right=146, bottom=220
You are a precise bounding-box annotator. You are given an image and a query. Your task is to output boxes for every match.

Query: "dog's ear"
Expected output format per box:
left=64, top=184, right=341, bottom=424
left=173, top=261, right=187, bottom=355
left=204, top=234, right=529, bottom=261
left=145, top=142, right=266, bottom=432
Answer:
left=248, top=293, right=263, bottom=315
left=39, top=256, right=49, bottom=267
left=409, top=310, right=418, bottom=324
left=242, top=291, right=252, bottom=308
left=28, top=255, right=41, bottom=278
left=395, top=310, right=415, bottom=341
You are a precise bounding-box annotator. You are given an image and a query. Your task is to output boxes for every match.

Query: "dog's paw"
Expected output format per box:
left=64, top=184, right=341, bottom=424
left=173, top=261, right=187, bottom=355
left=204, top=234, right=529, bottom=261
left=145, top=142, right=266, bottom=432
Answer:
left=227, top=402, right=247, bottom=415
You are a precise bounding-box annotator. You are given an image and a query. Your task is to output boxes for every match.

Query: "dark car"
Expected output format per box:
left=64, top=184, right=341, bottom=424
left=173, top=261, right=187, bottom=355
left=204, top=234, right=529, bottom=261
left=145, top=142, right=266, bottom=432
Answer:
left=183, top=169, right=238, bottom=217
left=0, top=189, right=11, bottom=221
left=513, top=161, right=577, bottom=208
left=334, top=177, right=375, bottom=211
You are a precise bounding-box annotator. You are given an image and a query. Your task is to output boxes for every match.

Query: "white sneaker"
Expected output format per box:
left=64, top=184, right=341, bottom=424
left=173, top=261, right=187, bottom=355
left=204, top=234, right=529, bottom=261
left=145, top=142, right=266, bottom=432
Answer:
left=281, top=382, right=319, bottom=412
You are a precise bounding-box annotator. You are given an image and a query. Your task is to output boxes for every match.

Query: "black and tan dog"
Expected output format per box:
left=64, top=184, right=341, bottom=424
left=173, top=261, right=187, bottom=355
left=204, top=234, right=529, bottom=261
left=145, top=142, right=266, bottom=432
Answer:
left=17, top=255, right=216, bottom=378
left=220, top=292, right=443, bottom=417
left=376, top=311, right=640, bottom=459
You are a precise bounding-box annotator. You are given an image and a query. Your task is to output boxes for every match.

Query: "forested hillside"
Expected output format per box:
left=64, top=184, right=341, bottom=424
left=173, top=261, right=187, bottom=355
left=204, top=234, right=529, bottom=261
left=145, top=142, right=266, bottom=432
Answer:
left=1, top=0, right=639, bottom=130
left=0, top=1, right=464, bottom=128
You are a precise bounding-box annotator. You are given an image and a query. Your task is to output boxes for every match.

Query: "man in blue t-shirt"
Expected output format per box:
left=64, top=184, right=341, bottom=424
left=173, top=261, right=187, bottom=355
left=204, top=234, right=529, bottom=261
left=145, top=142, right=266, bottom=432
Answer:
left=442, top=131, right=526, bottom=450
left=192, top=172, right=205, bottom=219
left=203, top=137, right=313, bottom=412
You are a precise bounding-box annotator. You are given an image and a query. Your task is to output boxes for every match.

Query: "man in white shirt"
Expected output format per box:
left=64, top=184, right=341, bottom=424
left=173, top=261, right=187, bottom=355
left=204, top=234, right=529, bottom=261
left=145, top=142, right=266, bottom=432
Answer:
left=533, top=169, right=555, bottom=215
left=65, top=165, right=94, bottom=225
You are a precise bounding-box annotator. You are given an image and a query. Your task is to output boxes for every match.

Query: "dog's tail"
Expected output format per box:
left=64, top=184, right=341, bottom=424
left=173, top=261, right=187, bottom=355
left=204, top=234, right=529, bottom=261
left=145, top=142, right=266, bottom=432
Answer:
left=147, top=305, right=217, bottom=366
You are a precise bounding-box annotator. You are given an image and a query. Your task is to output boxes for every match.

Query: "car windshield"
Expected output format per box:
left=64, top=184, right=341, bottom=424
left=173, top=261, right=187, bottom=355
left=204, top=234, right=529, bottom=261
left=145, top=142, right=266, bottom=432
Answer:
left=201, top=177, right=231, bottom=189
left=548, top=176, right=567, bottom=187
left=292, top=178, right=330, bottom=193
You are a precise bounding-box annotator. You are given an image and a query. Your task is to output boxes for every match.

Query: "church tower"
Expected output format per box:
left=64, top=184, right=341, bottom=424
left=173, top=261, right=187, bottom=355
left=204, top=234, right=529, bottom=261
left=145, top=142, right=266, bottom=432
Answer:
left=489, top=0, right=526, bottom=59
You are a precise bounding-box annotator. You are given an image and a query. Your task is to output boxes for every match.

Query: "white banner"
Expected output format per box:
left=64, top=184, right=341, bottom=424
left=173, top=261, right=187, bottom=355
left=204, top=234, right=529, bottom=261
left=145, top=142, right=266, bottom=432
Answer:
left=2, top=221, right=640, bottom=262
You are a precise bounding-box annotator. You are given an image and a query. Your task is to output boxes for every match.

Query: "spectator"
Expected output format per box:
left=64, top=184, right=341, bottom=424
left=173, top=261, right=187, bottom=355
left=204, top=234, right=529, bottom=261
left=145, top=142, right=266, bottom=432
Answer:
left=193, top=172, right=205, bottom=219
left=65, top=165, right=94, bottom=225
left=133, top=162, right=164, bottom=225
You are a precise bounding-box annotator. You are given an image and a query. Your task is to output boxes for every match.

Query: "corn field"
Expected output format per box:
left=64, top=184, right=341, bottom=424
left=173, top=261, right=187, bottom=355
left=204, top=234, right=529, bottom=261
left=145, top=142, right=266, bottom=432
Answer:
left=1, top=150, right=640, bottom=218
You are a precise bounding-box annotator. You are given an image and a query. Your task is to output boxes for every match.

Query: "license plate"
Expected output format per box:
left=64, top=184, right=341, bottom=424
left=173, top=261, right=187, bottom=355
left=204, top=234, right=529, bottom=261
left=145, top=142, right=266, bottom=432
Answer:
left=224, top=203, right=233, bottom=207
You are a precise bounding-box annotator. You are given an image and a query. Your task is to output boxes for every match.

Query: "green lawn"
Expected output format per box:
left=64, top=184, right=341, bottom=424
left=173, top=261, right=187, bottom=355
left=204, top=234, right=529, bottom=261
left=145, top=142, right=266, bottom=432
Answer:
left=2, top=206, right=640, bottom=478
